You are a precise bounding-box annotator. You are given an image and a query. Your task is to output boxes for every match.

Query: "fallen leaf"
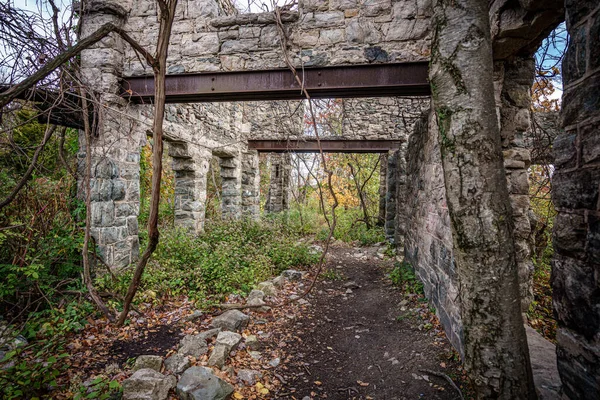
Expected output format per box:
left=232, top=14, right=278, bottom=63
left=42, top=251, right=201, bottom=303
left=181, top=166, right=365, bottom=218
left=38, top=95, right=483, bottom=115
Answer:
left=314, top=380, right=322, bottom=385
left=233, top=392, right=244, bottom=399
left=357, top=380, right=369, bottom=387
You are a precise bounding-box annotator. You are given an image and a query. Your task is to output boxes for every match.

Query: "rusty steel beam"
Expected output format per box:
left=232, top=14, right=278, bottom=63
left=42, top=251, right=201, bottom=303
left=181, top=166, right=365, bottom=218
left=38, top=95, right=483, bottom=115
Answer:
left=121, top=62, right=430, bottom=103
left=248, top=139, right=400, bottom=153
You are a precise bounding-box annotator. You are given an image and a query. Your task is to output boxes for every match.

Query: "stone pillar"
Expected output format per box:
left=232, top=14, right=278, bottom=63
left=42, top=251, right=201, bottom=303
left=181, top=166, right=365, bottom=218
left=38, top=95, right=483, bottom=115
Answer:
left=265, top=153, right=291, bottom=213
left=378, top=153, right=388, bottom=226
left=395, top=143, right=408, bottom=248
left=220, top=155, right=242, bottom=219
left=170, top=142, right=211, bottom=233
left=241, top=150, right=260, bottom=219
left=552, top=1, right=600, bottom=397
left=384, top=150, right=398, bottom=242
left=79, top=1, right=142, bottom=269
left=495, top=57, right=536, bottom=313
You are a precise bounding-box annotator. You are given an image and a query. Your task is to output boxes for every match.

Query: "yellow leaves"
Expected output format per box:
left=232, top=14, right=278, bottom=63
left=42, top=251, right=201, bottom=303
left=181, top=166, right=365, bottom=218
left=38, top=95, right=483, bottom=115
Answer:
left=255, top=382, right=269, bottom=395
left=233, top=392, right=245, bottom=399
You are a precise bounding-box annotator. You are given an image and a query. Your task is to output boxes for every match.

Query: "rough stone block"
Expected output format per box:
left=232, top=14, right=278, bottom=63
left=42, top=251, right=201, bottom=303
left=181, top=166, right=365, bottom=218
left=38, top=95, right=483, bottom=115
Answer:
left=176, top=366, right=234, bottom=400
left=330, top=0, right=357, bottom=11
left=562, top=77, right=600, bottom=127
left=362, top=0, right=391, bottom=17
left=553, top=212, right=588, bottom=257
left=581, top=123, right=600, bottom=165
left=562, top=24, right=587, bottom=83
left=210, top=310, right=250, bottom=331
left=220, top=39, right=259, bottom=55
left=552, top=255, right=599, bottom=339
left=320, top=29, right=345, bottom=44
left=556, top=327, right=600, bottom=399
left=301, top=11, right=345, bottom=28
left=133, top=355, right=163, bottom=372
left=553, top=133, right=577, bottom=169
left=552, top=168, right=600, bottom=210
left=165, top=353, right=191, bottom=375
left=122, top=369, right=176, bottom=400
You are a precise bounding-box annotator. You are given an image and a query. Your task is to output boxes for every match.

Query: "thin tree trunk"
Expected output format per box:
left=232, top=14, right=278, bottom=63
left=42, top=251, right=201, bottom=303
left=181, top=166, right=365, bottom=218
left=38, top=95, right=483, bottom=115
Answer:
left=348, top=162, right=371, bottom=229
left=429, top=0, right=535, bottom=398
left=117, top=0, right=178, bottom=327
left=79, top=88, right=114, bottom=322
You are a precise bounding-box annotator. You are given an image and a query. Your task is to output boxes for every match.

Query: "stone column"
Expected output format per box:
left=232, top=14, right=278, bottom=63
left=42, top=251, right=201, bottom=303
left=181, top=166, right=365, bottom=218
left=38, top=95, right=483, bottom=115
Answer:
left=241, top=150, right=260, bottom=219
left=378, top=153, right=388, bottom=226
left=395, top=143, right=408, bottom=248
left=79, top=1, right=142, bottom=269
left=552, top=1, right=600, bottom=397
left=220, top=155, right=242, bottom=219
left=384, top=150, right=398, bottom=242
left=265, top=153, right=291, bottom=213
left=170, top=142, right=211, bottom=233
left=495, top=57, right=536, bottom=314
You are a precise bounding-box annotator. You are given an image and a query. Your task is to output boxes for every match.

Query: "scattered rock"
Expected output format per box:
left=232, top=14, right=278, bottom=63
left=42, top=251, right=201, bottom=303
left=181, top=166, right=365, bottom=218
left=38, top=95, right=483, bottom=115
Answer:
left=269, top=357, right=281, bottom=368
left=247, top=297, right=271, bottom=312
left=344, top=281, right=360, bottom=289
left=247, top=290, right=265, bottom=302
left=210, top=310, right=250, bottom=332
left=215, top=331, right=242, bottom=352
left=245, top=335, right=261, bottom=350
left=165, top=353, right=190, bottom=375
left=178, top=334, right=209, bottom=358
left=281, top=269, right=303, bottom=281
left=298, top=298, right=310, bottom=305
left=237, top=369, right=262, bottom=385
left=248, top=350, right=262, bottom=359
left=207, top=345, right=229, bottom=369
left=345, top=289, right=353, bottom=294
left=309, top=244, right=323, bottom=255
left=133, top=355, right=163, bottom=372
left=198, top=328, right=221, bottom=341
left=177, top=366, right=234, bottom=400
left=122, top=368, right=176, bottom=400
left=184, top=310, right=204, bottom=322
left=256, top=281, right=277, bottom=296
left=272, top=275, right=287, bottom=287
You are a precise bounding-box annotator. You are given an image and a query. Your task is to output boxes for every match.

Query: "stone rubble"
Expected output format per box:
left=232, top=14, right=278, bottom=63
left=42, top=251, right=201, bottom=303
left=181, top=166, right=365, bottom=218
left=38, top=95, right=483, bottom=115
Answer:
left=133, top=355, right=164, bottom=372
left=122, top=368, right=176, bottom=400
left=176, top=366, right=234, bottom=400
left=210, top=310, right=250, bottom=332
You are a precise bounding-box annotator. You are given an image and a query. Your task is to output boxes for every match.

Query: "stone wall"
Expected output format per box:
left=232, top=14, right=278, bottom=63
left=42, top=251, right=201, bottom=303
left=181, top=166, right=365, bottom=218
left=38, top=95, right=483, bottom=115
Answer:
left=404, top=110, right=461, bottom=356
left=494, top=56, right=536, bottom=314
left=552, top=0, right=600, bottom=397
left=123, top=0, right=432, bottom=76
left=265, top=153, right=291, bottom=213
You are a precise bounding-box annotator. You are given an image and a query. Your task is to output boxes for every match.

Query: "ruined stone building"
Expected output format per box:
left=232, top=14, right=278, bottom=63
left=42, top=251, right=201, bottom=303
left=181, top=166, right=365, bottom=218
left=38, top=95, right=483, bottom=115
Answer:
left=79, top=0, right=598, bottom=397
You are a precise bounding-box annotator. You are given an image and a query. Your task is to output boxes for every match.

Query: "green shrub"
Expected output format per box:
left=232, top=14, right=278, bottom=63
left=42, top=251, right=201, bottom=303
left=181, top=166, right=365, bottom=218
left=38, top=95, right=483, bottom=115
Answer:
left=390, top=261, right=423, bottom=294
left=99, top=219, right=320, bottom=306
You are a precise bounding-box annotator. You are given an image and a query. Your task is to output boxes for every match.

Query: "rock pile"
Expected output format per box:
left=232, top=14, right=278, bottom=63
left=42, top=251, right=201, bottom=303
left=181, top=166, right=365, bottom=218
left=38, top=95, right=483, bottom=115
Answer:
left=121, top=270, right=299, bottom=400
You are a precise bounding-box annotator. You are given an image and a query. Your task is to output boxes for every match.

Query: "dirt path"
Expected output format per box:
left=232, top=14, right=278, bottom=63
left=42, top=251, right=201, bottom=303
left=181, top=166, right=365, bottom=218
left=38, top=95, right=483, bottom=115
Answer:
left=274, top=245, right=467, bottom=400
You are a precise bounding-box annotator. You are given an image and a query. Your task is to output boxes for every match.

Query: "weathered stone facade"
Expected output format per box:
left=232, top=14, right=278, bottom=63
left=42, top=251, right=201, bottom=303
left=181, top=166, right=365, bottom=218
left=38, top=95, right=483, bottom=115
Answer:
left=123, top=0, right=432, bottom=76
left=404, top=110, right=460, bottom=355
left=495, top=56, right=536, bottom=314
left=79, top=1, right=144, bottom=269
left=552, top=0, right=600, bottom=397
left=79, top=0, right=600, bottom=394
left=265, top=153, right=291, bottom=213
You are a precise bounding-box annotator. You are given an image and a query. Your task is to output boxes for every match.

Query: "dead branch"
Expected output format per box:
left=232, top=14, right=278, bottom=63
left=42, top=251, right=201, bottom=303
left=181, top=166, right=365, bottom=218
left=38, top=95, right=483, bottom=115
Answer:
left=117, top=0, right=179, bottom=327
